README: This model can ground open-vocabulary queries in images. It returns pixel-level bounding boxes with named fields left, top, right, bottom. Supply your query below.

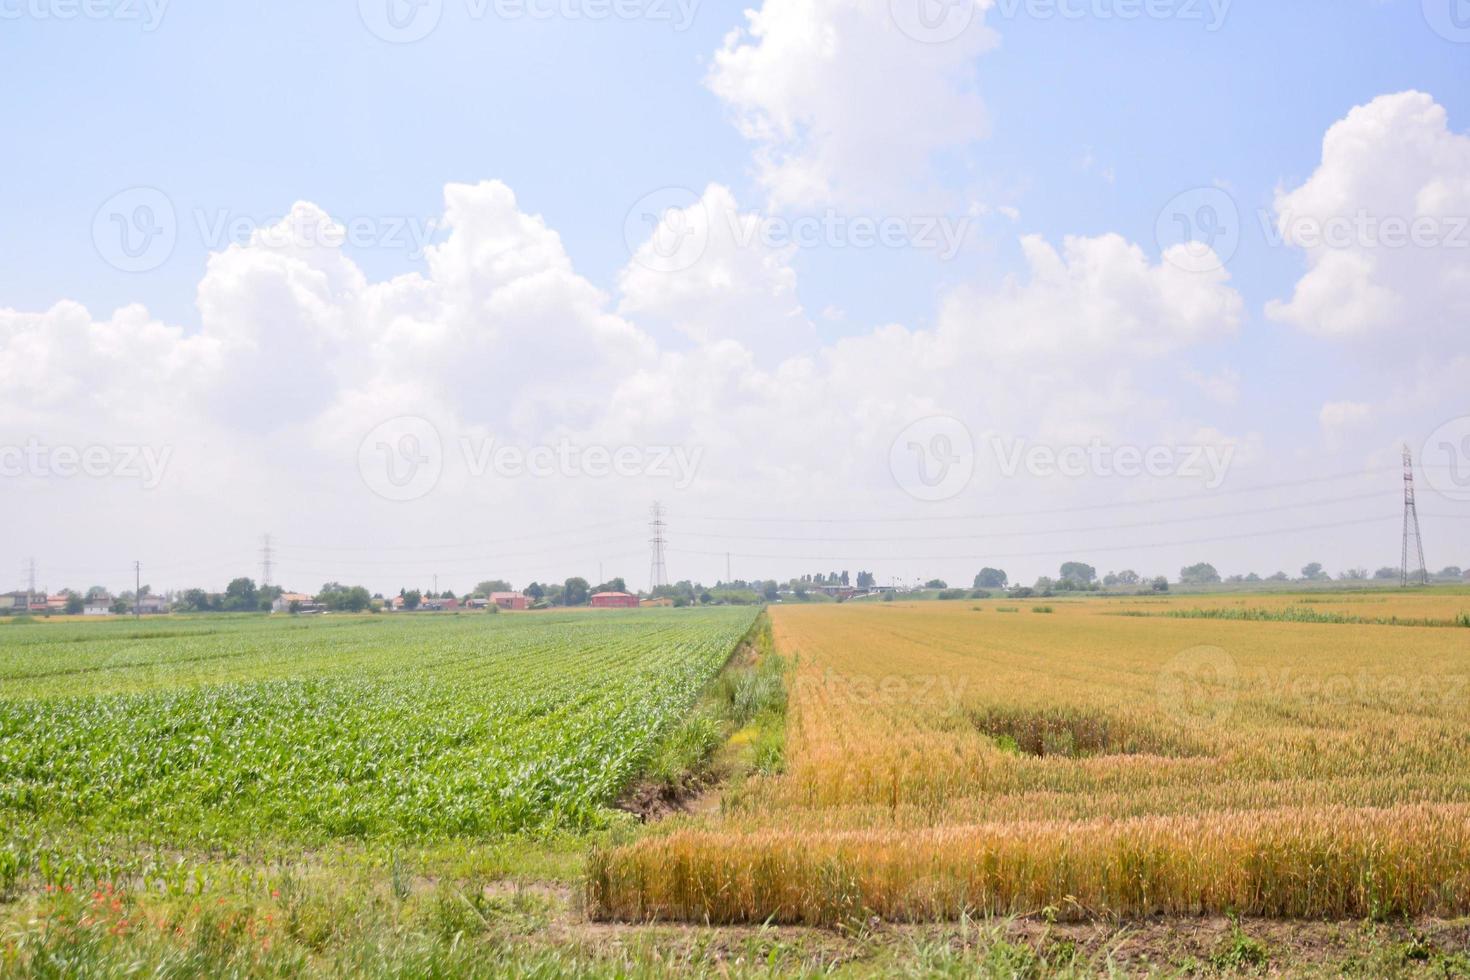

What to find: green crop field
left=0, top=609, right=759, bottom=843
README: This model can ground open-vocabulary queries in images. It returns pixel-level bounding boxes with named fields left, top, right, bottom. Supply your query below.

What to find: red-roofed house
left=590, top=591, right=639, bottom=609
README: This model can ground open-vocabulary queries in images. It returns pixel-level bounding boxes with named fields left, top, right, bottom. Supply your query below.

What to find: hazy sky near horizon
left=2, top=0, right=1468, bottom=595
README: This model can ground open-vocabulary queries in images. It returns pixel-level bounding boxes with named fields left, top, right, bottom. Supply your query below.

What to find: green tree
left=177, top=588, right=214, bottom=612
left=562, top=577, right=590, bottom=606
left=403, top=590, right=422, bottom=610
left=223, top=577, right=260, bottom=612
left=1180, top=563, right=1221, bottom=585
left=1059, top=562, right=1097, bottom=585
left=318, top=584, right=372, bottom=612
left=1300, top=562, right=1329, bottom=581
left=475, top=580, right=513, bottom=596
left=64, top=593, right=84, bottom=615
left=974, top=568, right=1008, bottom=589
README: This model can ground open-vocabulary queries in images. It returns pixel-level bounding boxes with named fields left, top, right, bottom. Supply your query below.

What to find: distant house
left=136, top=594, right=170, bottom=615
left=83, top=595, right=114, bottom=616
left=590, top=591, right=639, bottom=609
left=271, top=592, right=320, bottom=614
left=47, top=594, right=69, bottom=612
left=640, top=596, right=674, bottom=608
left=0, top=592, right=27, bottom=612
left=490, top=591, right=529, bottom=611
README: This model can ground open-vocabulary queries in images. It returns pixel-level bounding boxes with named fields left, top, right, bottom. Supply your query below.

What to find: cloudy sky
left=2, top=0, right=1468, bottom=596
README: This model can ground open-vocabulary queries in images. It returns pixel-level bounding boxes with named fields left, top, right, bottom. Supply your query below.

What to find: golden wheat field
left=590, top=593, right=1470, bottom=925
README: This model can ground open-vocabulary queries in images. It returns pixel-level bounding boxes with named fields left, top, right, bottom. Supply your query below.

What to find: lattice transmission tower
left=1402, top=445, right=1428, bottom=587
left=260, top=534, right=275, bottom=589
left=648, top=502, right=669, bottom=591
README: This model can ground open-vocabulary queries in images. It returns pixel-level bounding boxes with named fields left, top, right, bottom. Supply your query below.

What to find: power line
left=668, top=514, right=1402, bottom=563
left=680, top=465, right=1411, bottom=525
left=277, top=518, right=640, bottom=553
left=674, top=491, right=1390, bottom=544
left=276, top=551, right=647, bottom=581
left=273, top=534, right=646, bottom=568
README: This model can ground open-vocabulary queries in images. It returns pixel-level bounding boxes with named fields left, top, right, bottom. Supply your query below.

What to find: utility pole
left=26, top=557, right=36, bottom=600
left=1402, top=445, right=1428, bottom=587
left=433, top=573, right=438, bottom=597
left=133, top=561, right=141, bottom=619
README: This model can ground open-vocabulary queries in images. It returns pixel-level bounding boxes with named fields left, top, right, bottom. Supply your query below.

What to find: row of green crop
left=0, top=609, right=759, bottom=842
left=1152, top=606, right=1470, bottom=628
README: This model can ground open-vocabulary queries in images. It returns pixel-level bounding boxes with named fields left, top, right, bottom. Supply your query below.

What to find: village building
left=590, top=591, right=640, bottom=609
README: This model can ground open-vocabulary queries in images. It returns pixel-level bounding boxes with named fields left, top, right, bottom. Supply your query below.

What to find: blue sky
left=5, top=1, right=1463, bottom=327
left=2, top=0, right=1468, bottom=593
